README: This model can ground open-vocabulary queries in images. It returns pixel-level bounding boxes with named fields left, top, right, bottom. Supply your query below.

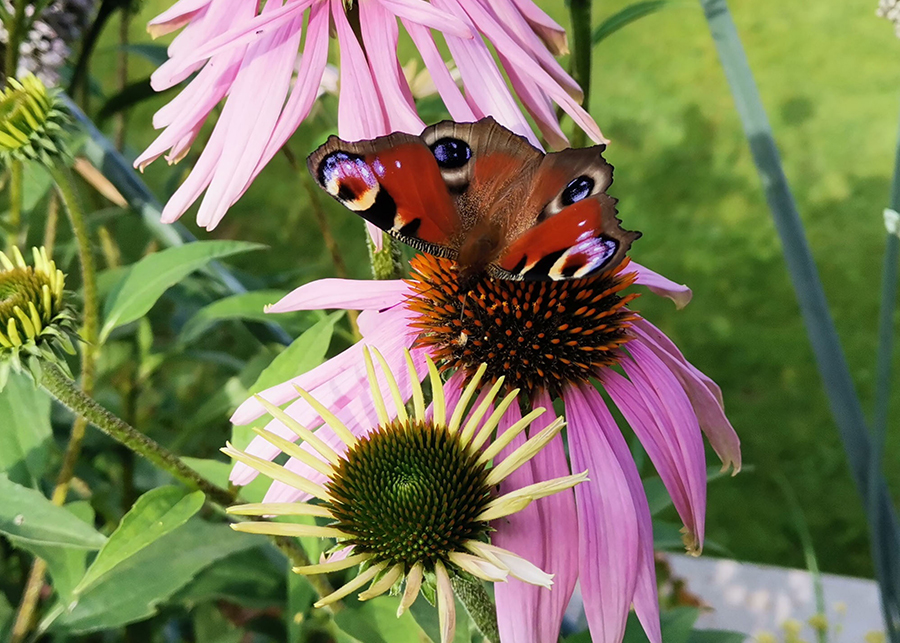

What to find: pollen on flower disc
left=406, top=255, right=640, bottom=399
left=326, top=419, right=492, bottom=570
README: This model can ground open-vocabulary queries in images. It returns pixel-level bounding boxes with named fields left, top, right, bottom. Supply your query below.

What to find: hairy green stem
left=569, top=0, right=593, bottom=148
left=452, top=573, right=499, bottom=643
left=41, top=362, right=236, bottom=506
left=368, top=232, right=403, bottom=280
left=7, top=160, right=23, bottom=249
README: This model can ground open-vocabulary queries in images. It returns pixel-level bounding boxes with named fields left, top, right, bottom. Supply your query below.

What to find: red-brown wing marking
left=308, top=134, right=461, bottom=256
left=492, top=197, right=640, bottom=280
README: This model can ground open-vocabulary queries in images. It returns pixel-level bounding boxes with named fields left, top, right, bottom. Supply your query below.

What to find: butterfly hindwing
left=494, top=146, right=639, bottom=280
left=307, top=132, right=461, bottom=257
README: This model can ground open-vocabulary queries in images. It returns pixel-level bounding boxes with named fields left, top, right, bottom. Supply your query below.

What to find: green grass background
left=89, top=0, right=900, bottom=578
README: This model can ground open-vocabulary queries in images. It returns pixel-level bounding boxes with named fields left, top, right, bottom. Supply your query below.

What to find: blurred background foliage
left=1, top=0, right=898, bottom=639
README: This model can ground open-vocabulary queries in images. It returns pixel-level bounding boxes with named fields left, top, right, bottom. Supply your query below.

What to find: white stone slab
left=667, top=554, right=885, bottom=641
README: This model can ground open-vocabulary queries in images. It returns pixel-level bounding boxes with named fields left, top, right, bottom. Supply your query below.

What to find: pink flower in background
left=138, top=0, right=602, bottom=230
left=228, top=254, right=741, bottom=643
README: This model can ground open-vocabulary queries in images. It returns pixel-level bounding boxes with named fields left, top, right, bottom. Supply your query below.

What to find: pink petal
left=147, top=0, right=210, bottom=37
left=332, top=0, right=388, bottom=140
left=494, top=393, right=577, bottom=643
left=431, top=0, right=540, bottom=148
left=377, top=0, right=472, bottom=38
left=508, top=0, right=568, bottom=55
left=573, top=386, right=661, bottom=643
left=403, top=20, right=476, bottom=121
left=564, top=384, right=640, bottom=643
left=453, top=0, right=604, bottom=144
left=478, top=0, right=581, bottom=100
left=196, top=6, right=305, bottom=230
left=631, top=324, right=741, bottom=473
left=359, top=1, right=424, bottom=134
left=616, top=342, right=707, bottom=551
left=499, top=53, right=568, bottom=149
left=268, top=278, right=409, bottom=313
left=627, top=261, right=692, bottom=309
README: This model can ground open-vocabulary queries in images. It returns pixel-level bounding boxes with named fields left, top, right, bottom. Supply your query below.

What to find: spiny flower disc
left=326, top=418, right=492, bottom=570
left=406, top=254, right=640, bottom=400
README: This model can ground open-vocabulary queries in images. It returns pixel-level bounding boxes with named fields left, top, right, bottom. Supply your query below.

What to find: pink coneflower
left=229, top=255, right=741, bottom=643
left=225, top=347, right=587, bottom=643
left=138, top=0, right=601, bottom=230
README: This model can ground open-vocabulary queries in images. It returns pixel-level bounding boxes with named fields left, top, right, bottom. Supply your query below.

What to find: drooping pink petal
left=508, top=0, right=568, bottom=55
left=477, top=0, right=581, bottom=100
left=196, top=5, right=306, bottom=230
left=618, top=342, right=707, bottom=551
left=564, top=384, right=640, bottom=643
left=332, top=0, right=388, bottom=140
left=452, top=0, right=605, bottom=144
left=359, top=1, right=424, bottom=134
left=377, top=0, right=472, bottom=38
left=574, top=385, right=661, bottom=643
left=268, top=278, right=410, bottom=314
left=632, top=317, right=723, bottom=404
left=231, top=304, right=415, bottom=426
left=630, top=324, right=741, bottom=473
left=628, top=261, right=692, bottom=309
left=431, top=0, right=540, bottom=148
left=499, top=53, right=568, bottom=149
left=403, top=20, right=476, bottom=122
left=162, top=0, right=312, bottom=77
left=494, top=393, right=577, bottom=643
left=147, top=0, right=210, bottom=37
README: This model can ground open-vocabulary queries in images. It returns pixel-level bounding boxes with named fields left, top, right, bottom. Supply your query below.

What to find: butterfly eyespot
left=561, top=176, right=595, bottom=205
left=430, top=138, right=472, bottom=169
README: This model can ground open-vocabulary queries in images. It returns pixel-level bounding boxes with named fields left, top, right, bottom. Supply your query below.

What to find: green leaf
left=173, top=548, right=284, bottom=608
left=97, top=77, right=177, bottom=122
left=687, top=630, right=747, bottom=643
left=287, top=570, right=316, bottom=642
left=193, top=602, right=243, bottom=643
left=0, top=475, right=106, bottom=549
left=74, top=486, right=205, bottom=594
left=22, top=162, right=53, bottom=212
left=248, top=311, right=342, bottom=395
left=0, top=371, right=53, bottom=485
left=100, top=240, right=264, bottom=342
left=621, top=608, right=699, bottom=643
left=408, top=593, right=471, bottom=643
left=52, top=520, right=257, bottom=633
left=335, top=596, right=426, bottom=643
left=22, top=501, right=95, bottom=603
left=593, top=1, right=686, bottom=45
left=179, top=290, right=296, bottom=344
left=0, top=585, right=13, bottom=640
left=117, top=43, right=170, bottom=66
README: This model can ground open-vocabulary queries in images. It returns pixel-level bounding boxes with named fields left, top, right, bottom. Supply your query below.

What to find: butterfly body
left=308, top=118, right=639, bottom=281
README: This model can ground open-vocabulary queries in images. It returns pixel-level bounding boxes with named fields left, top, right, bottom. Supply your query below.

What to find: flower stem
left=48, top=161, right=100, bottom=502
left=41, top=362, right=237, bottom=507
left=368, top=232, right=403, bottom=280
left=452, top=572, right=499, bottom=643
left=7, top=160, right=23, bottom=249
left=3, top=0, right=26, bottom=80
left=569, top=0, right=593, bottom=149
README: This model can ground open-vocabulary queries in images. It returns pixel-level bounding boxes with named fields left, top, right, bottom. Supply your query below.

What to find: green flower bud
left=0, top=74, right=70, bottom=166
left=0, top=246, right=77, bottom=387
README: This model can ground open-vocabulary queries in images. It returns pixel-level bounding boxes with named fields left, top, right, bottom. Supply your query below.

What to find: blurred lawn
left=88, top=0, right=900, bottom=578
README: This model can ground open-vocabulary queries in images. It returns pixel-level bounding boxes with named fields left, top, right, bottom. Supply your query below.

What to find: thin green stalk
left=452, top=573, right=499, bottom=643
left=7, top=159, right=23, bottom=248
left=41, top=362, right=236, bottom=507
left=699, top=0, right=900, bottom=637
left=569, top=0, right=593, bottom=149
left=368, top=232, right=403, bottom=280
left=3, top=0, right=26, bottom=79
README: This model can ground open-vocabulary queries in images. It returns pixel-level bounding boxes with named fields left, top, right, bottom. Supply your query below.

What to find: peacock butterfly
left=307, top=117, right=640, bottom=281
